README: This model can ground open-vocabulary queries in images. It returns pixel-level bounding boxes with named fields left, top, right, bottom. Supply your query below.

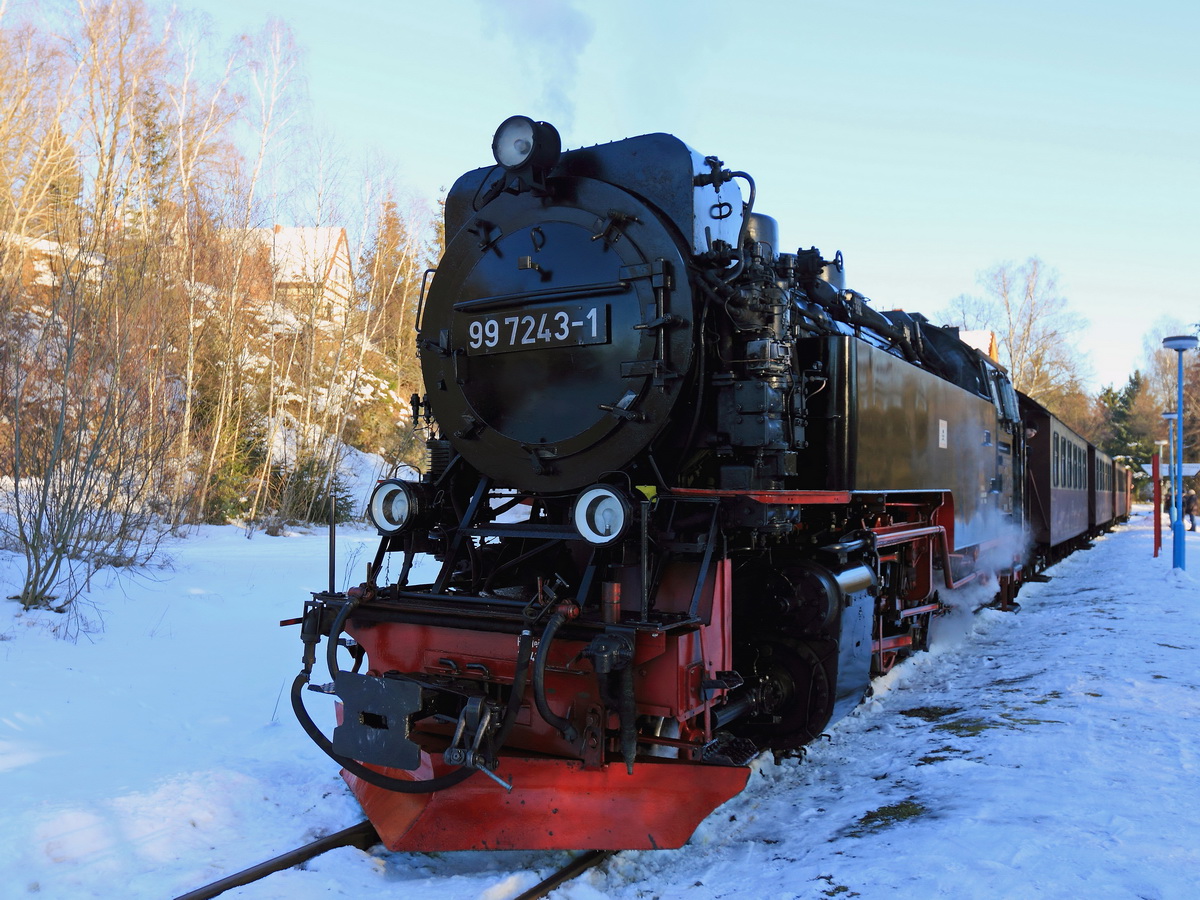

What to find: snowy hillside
left=2, top=508, right=1197, bottom=899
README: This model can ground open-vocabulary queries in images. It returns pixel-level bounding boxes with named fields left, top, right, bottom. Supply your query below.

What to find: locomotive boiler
left=290, top=116, right=1034, bottom=852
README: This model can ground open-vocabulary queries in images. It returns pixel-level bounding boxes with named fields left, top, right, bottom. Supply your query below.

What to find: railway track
left=172, top=822, right=615, bottom=900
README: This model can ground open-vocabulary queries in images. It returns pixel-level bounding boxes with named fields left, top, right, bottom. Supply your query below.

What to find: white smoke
left=925, top=513, right=1032, bottom=654
left=475, top=0, right=595, bottom=134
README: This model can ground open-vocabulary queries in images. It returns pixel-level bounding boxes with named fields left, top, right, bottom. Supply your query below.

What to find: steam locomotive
left=289, top=117, right=1131, bottom=852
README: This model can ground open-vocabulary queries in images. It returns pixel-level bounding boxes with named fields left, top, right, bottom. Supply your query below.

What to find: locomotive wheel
left=733, top=635, right=833, bottom=751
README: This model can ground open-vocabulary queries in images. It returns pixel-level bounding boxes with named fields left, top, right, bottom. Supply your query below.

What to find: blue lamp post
left=1162, top=412, right=1177, bottom=525
left=1162, top=334, right=1198, bottom=569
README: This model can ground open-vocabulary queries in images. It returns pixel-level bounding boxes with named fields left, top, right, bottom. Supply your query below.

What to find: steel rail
left=514, top=850, right=617, bottom=900
left=171, top=820, right=379, bottom=900
left=173, top=823, right=615, bottom=900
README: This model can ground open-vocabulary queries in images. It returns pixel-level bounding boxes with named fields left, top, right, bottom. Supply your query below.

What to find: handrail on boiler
left=871, top=523, right=981, bottom=590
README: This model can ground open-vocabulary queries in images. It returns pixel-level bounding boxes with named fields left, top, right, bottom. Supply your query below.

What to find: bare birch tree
left=0, top=0, right=439, bottom=621
left=161, top=9, right=241, bottom=524
left=0, top=0, right=182, bottom=616
left=940, top=257, right=1090, bottom=408
left=1139, top=318, right=1200, bottom=461
left=193, top=17, right=299, bottom=522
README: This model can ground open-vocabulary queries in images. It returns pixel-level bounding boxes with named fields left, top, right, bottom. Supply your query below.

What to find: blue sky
left=169, top=1, right=1200, bottom=389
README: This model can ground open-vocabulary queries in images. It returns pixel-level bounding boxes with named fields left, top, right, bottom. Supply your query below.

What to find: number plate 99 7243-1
left=464, top=304, right=610, bottom=355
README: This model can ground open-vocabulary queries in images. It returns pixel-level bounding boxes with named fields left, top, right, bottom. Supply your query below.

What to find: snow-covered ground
left=3, top=507, right=1198, bottom=900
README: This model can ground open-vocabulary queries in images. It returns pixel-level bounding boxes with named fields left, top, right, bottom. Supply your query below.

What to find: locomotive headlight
left=368, top=479, right=420, bottom=536
left=573, top=485, right=632, bottom=546
left=492, top=115, right=561, bottom=172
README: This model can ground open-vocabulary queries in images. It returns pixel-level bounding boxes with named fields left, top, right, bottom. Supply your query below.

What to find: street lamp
left=1161, top=413, right=1177, bottom=516
left=1162, top=334, right=1198, bottom=569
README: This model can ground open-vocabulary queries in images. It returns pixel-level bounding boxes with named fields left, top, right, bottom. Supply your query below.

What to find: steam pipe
left=532, top=609, right=579, bottom=743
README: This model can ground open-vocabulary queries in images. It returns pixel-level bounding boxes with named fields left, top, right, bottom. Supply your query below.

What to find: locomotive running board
left=343, top=753, right=750, bottom=851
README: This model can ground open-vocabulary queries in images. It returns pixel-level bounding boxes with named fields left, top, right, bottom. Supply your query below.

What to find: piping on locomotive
left=288, top=117, right=1127, bottom=852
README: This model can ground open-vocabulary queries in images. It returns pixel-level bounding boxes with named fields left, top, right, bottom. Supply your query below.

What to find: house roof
left=221, top=225, right=350, bottom=283
left=1142, top=463, right=1200, bottom=478
left=260, top=226, right=349, bottom=283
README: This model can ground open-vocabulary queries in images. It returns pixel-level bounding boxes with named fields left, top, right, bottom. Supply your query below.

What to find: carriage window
left=1053, top=433, right=1060, bottom=487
